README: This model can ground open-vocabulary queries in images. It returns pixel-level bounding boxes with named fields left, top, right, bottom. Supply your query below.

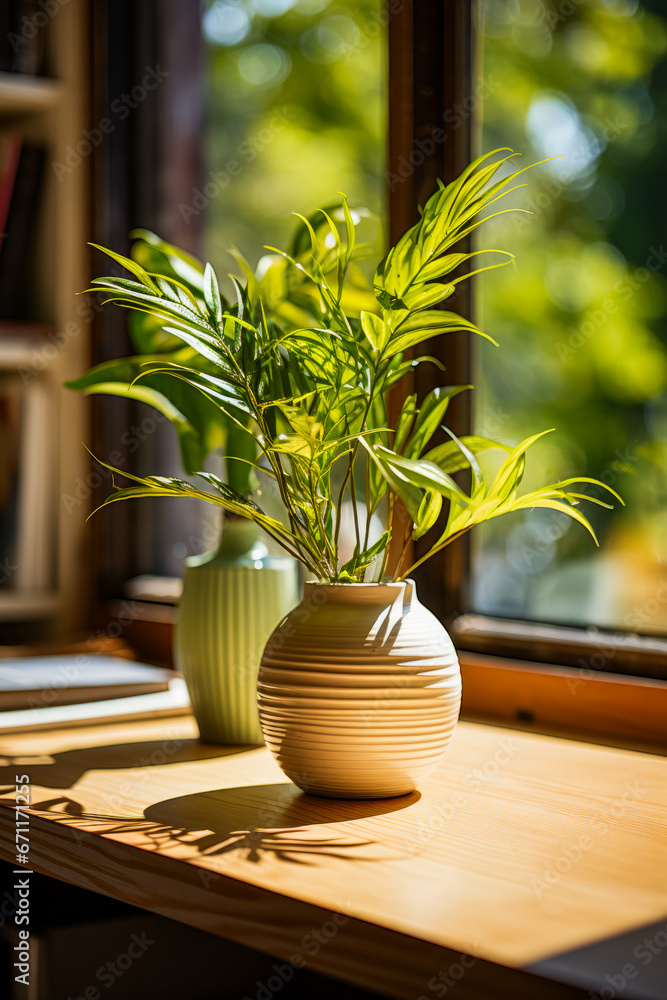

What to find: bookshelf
left=0, top=71, right=61, bottom=115
left=0, top=1, right=90, bottom=640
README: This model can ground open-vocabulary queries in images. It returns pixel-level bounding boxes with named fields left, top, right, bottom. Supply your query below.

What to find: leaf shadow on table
left=141, top=782, right=421, bottom=863
left=0, top=738, right=254, bottom=791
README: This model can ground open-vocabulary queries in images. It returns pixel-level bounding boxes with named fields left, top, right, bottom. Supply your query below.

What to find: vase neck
left=215, top=518, right=268, bottom=561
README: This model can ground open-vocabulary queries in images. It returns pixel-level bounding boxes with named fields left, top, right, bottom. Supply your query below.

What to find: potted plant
left=74, top=150, right=619, bottom=797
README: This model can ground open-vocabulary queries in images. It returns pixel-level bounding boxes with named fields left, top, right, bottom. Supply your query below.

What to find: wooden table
left=0, top=716, right=665, bottom=999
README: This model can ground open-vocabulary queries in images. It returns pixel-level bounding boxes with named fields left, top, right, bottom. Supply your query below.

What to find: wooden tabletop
left=0, top=716, right=665, bottom=999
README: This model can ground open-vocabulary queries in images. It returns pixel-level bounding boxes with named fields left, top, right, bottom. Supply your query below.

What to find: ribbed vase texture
left=175, top=524, right=299, bottom=745
left=258, top=580, right=462, bottom=798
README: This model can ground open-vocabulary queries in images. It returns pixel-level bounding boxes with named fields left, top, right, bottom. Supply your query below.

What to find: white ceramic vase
left=257, top=580, right=461, bottom=798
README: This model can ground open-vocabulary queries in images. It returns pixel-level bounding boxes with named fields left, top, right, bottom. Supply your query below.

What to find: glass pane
left=475, top=0, right=667, bottom=634
left=203, top=0, right=387, bottom=279
left=146, top=0, right=388, bottom=579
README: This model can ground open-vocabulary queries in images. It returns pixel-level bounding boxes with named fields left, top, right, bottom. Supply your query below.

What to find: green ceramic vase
left=174, top=518, right=299, bottom=744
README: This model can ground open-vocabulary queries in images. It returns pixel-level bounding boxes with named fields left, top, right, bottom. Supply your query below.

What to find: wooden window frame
left=89, top=0, right=204, bottom=604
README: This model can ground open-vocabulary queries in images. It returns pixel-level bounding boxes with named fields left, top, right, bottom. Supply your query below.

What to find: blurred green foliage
left=201, top=0, right=386, bottom=280
left=476, top=0, right=667, bottom=631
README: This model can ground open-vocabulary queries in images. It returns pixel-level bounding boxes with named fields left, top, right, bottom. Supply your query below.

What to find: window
left=474, top=0, right=667, bottom=641
left=386, top=1, right=667, bottom=679
left=93, top=0, right=666, bottom=690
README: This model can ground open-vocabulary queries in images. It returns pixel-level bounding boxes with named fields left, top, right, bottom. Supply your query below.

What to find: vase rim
left=305, top=578, right=412, bottom=586
left=303, top=579, right=415, bottom=604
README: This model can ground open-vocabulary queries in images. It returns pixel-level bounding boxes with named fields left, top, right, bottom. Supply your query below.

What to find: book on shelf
left=0, top=134, right=21, bottom=239
left=0, top=137, right=45, bottom=320
left=0, top=325, right=54, bottom=594
left=0, top=654, right=178, bottom=710
left=0, top=370, right=21, bottom=584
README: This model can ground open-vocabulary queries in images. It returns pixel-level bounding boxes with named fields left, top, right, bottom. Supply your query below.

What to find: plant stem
left=333, top=370, right=379, bottom=557
left=378, top=494, right=395, bottom=581
left=350, top=462, right=361, bottom=554
left=309, top=464, right=336, bottom=577
left=392, top=523, right=413, bottom=582
left=363, top=460, right=371, bottom=552
left=396, top=528, right=469, bottom=581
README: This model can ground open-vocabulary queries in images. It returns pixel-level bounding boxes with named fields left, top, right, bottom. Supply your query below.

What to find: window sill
left=459, top=652, right=667, bottom=756
left=104, top=601, right=667, bottom=754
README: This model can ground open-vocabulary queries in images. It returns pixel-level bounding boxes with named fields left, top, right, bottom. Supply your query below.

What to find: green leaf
left=394, top=393, right=418, bottom=453
left=340, top=192, right=356, bottom=268
left=360, top=310, right=387, bottom=352
left=423, top=434, right=511, bottom=473
left=413, top=491, right=442, bottom=540
left=441, top=426, right=484, bottom=497
left=204, top=263, right=223, bottom=325
left=401, top=283, right=455, bottom=312
left=373, top=446, right=470, bottom=504
left=130, top=229, right=206, bottom=290
left=196, top=472, right=262, bottom=511
left=404, top=385, right=472, bottom=458
left=160, top=325, right=228, bottom=369
left=508, top=497, right=600, bottom=545
left=490, top=429, right=554, bottom=498
left=65, top=356, right=228, bottom=473
left=358, top=437, right=422, bottom=522
left=76, top=156, right=617, bottom=584
left=337, top=530, right=390, bottom=580
left=89, top=243, right=160, bottom=293
left=550, top=477, right=625, bottom=506
left=387, top=311, right=497, bottom=356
